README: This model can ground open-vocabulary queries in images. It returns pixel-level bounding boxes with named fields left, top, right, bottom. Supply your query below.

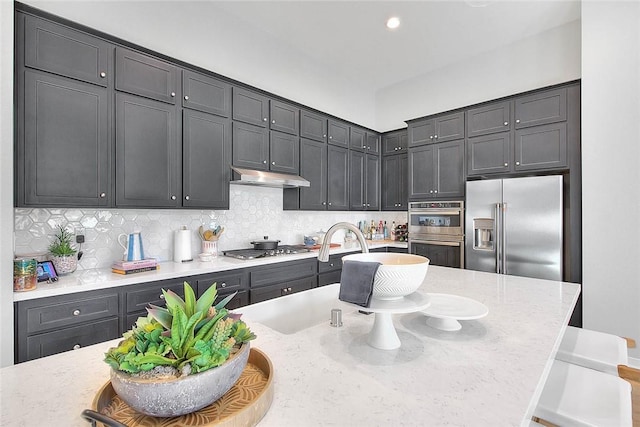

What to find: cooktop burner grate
left=223, top=245, right=310, bottom=260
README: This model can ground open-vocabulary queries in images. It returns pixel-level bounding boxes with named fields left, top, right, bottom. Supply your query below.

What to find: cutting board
left=308, top=243, right=341, bottom=250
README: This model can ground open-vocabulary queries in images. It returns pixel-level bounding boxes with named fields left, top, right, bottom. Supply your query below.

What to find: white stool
left=556, top=326, right=628, bottom=375
left=534, top=359, right=632, bottom=427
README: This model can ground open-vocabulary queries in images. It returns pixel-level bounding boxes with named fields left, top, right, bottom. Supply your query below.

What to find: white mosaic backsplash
left=14, top=186, right=407, bottom=270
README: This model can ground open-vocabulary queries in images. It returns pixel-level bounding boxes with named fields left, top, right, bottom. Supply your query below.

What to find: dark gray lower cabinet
left=249, top=259, right=317, bottom=304
left=250, top=276, right=316, bottom=304
left=196, top=270, right=249, bottom=310
left=411, top=243, right=460, bottom=268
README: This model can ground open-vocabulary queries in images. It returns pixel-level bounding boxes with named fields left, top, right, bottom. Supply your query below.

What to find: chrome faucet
left=318, top=222, right=369, bottom=262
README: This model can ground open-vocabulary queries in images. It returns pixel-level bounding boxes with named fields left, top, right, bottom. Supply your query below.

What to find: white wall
left=581, top=1, right=640, bottom=358
left=375, top=20, right=582, bottom=131
left=1, top=0, right=15, bottom=367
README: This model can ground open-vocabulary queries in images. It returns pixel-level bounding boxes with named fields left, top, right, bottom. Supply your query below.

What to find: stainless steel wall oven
left=408, top=201, right=464, bottom=268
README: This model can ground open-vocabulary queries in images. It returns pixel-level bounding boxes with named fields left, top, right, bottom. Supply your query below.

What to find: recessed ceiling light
left=386, top=17, right=400, bottom=30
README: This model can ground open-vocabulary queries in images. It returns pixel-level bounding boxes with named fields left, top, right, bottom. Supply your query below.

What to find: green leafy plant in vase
left=104, top=281, right=256, bottom=417
left=48, top=225, right=78, bottom=275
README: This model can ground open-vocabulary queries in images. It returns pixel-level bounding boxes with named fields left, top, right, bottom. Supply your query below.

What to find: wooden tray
left=92, top=348, right=274, bottom=427
left=308, top=243, right=341, bottom=250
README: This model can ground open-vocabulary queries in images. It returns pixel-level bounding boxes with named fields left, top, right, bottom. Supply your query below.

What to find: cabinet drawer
left=249, top=276, right=316, bottom=304
left=196, top=270, right=248, bottom=296
left=318, top=255, right=345, bottom=273
left=115, top=47, right=179, bottom=104
left=249, top=259, right=317, bottom=288
left=24, top=318, right=119, bottom=362
left=125, top=280, right=185, bottom=313
left=25, top=293, right=119, bottom=334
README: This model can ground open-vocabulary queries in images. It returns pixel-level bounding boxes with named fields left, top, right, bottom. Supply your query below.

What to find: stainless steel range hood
left=230, top=166, right=310, bottom=188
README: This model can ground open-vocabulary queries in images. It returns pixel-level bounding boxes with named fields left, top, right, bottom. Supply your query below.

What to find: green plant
left=48, top=225, right=77, bottom=256
left=104, top=282, right=256, bottom=376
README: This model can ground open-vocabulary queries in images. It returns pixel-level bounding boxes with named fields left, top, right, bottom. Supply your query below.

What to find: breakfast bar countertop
left=1, top=266, right=580, bottom=427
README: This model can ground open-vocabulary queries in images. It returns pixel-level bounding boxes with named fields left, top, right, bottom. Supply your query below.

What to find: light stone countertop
left=1, top=266, right=580, bottom=427
left=13, top=241, right=406, bottom=302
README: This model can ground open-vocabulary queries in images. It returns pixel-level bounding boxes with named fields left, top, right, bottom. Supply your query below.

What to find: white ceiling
left=206, top=0, right=581, bottom=93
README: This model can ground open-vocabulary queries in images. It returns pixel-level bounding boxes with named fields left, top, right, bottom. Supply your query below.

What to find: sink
left=236, top=284, right=354, bottom=334
left=341, top=253, right=430, bottom=300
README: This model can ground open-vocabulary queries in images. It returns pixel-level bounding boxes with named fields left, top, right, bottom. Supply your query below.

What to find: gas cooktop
left=223, top=245, right=311, bottom=260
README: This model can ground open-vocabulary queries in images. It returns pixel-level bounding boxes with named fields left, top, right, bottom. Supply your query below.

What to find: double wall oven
left=408, top=201, right=464, bottom=269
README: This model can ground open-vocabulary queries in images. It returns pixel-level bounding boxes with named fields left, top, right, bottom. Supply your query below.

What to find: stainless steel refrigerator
left=465, top=175, right=563, bottom=281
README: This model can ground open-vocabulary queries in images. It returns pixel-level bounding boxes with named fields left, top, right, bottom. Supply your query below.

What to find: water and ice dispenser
left=472, top=218, right=494, bottom=250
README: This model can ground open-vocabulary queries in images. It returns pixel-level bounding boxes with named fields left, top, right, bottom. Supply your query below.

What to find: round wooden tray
left=92, top=348, right=274, bottom=426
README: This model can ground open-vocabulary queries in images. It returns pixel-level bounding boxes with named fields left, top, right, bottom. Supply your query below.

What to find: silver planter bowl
left=110, top=342, right=250, bottom=417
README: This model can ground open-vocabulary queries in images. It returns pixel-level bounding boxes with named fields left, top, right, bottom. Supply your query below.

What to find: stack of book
left=112, top=259, right=159, bottom=275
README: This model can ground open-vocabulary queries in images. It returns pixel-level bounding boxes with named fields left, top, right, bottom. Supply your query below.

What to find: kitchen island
left=1, top=266, right=580, bottom=426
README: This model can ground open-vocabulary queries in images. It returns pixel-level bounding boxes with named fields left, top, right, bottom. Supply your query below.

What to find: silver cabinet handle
left=362, top=145, right=367, bottom=149
left=221, top=282, right=227, bottom=288
left=263, top=117, right=268, bottom=122
left=516, top=119, right=520, bottom=124
left=367, top=146, right=371, bottom=149
left=329, top=263, right=334, bottom=267
left=171, top=195, right=177, bottom=200
left=184, top=95, right=189, bottom=100
left=329, top=135, right=333, bottom=139
left=160, top=294, right=165, bottom=300
left=73, top=344, right=81, bottom=350
left=434, top=135, right=438, bottom=139
left=100, top=192, right=106, bottom=198
left=504, top=163, right=508, bottom=167
left=515, top=161, right=520, bottom=166
left=394, top=147, right=398, bottom=151
left=73, top=309, right=80, bottom=316
left=263, top=160, right=267, bottom=164
left=271, top=119, right=276, bottom=124
left=271, top=161, right=276, bottom=165
left=429, top=190, right=434, bottom=194
left=362, top=203, right=366, bottom=207
left=367, top=203, right=371, bottom=207
left=429, top=136, right=434, bottom=140
left=99, top=72, right=106, bottom=78
left=322, top=202, right=326, bottom=206
left=504, top=121, right=508, bottom=126
left=328, top=202, right=332, bottom=206
left=170, top=92, right=175, bottom=97
left=185, top=195, right=190, bottom=201
left=288, top=287, right=292, bottom=291
left=434, top=190, right=438, bottom=193
left=323, top=134, right=327, bottom=138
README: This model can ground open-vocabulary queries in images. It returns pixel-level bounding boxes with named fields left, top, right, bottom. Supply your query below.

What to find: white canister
left=173, top=226, right=193, bottom=263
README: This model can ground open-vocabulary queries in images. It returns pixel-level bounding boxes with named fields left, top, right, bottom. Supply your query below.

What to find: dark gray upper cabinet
left=366, top=154, right=381, bottom=210
left=515, top=88, right=567, bottom=129
left=24, top=15, right=113, bottom=87
left=408, top=112, right=465, bottom=146
left=350, top=127, right=366, bottom=151
left=408, top=118, right=435, bottom=147
left=299, top=138, right=328, bottom=210
left=467, top=100, right=512, bottom=138
left=327, top=145, right=349, bottom=210
left=269, top=100, right=299, bottom=135
left=382, top=153, right=407, bottom=210
left=115, top=47, right=178, bottom=104
left=232, top=87, right=269, bottom=127
left=269, top=131, right=299, bottom=174
left=327, top=119, right=350, bottom=147
left=409, top=140, right=464, bottom=200
left=182, top=110, right=231, bottom=209
left=232, top=121, right=269, bottom=170
left=467, top=132, right=511, bottom=176
left=182, top=70, right=231, bottom=118
left=20, top=70, right=110, bottom=207
left=300, top=109, right=327, bottom=142
left=382, top=129, right=408, bottom=155
left=367, top=131, right=381, bottom=155
left=514, top=122, right=567, bottom=171
left=349, top=151, right=379, bottom=210
left=115, top=93, right=180, bottom=208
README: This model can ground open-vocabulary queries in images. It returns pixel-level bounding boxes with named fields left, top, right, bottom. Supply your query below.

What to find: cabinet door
left=327, top=119, right=350, bottom=147
left=327, top=145, right=349, bottom=210
left=398, top=153, right=408, bottom=209
left=115, top=47, right=178, bottom=104
left=183, top=109, right=231, bottom=209
left=366, top=154, right=380, bottom=210
left=22, top=71, right=110, bottom=207
left=232, top=87, right=269, bottom=127
left=125, top=280, right=185, bottom=314
left=196, top=270, right=248, bottom=297
left=299, top=138, right=328, bottom=210
left=115, top=93, right=180, bottom=207
left=435, top=140, right=465, bottom=199
left=382, top=155, right=400, bottom=210
left=408, top=118, right=435, bottom=146
left=515, top=87, right=567, bottom=129
left=249, top=259, right=317, bottom=287
left=367, top=131, right=381, bottom=155
left=269, top=100, right=299, bottom=135
left=434, top=112, right=465, bottom=142
left=24, top=15, right=112, bottom=87
left=410, top=243, right=460, bottom=268
left=249, top=276, right=316, bottom=304
left=467, top=132, right=511, bottom=176
left=300, top=109, right=327, bottom=142
left=182, top=69, right=231, bottom=117
left=349, top=150, right=365, bottom=210
left=382, top=130, right=408, bottom=155
left=269, top=131, right=299, bottom=174
left=350, top=127, right=366, bottom=151
left=467, top=101, right=512, bottom=138
left=232, top=121, right=269, bottom=171
left=408, top=145, right=435, bottom=199
left=514, top=122, right=567, bottom=172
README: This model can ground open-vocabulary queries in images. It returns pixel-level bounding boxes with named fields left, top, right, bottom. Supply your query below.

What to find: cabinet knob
left=429, top=190, right=434, bottom=194
left=271, top=119, right=276, bottom=124
left=516, top=119, right=521, bottom=124
left=329, top=135, right=333, bottom=140
left=170, top=92, right=176, bottom=97
left=171, top=195, right=177, bottom=200
left=429, top=136, right=434, bottom=140
left=263, top=160, right=267, bottom=164
left=504, top=121, right=508, bottom=126
left=160, top=294, right=165, bottom=300
left=184, top=95, right=189, bottom=101
left=263, top=117, right=268, bottom=122
left=221, top=282, right=227, bottom=288
left=362, top=145, right=366, bottom=149
left=434, top=190, right=438, bottom=193
left=73, top=309, right=81, bottom=316
left=516, top=161, right=520, bottom=166
left=328, top=202, right=332, bottom=206
left=322, top=202, right=326, bottom=206
left=434, top=135, right=438, bottom=139
left=99, top=192, right=106, bottom=198
left=504, top=163, right=508, bottom=167
left=99, top=72, right=106, bottom=78
left=394, top=147, right=398, bottom=151
left=73, top=344, right=81, bottom=350
left=367, top=203, right=371, bottom=207
left=330, top=263, right=334, bottom=267
left=271, top=161, right=276, bottom=165
left=323, top=134, right=327, bottom=138
left=367, top=146, right=371, bottom=150
left=288, top=287, right=292, bottom=291
left=362, top=203, right=366, bottom=207
left=185, top=195, right=190, bottom=201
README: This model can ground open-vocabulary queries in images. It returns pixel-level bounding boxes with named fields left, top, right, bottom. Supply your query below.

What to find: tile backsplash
left=14, top=186, right=407, bottom=270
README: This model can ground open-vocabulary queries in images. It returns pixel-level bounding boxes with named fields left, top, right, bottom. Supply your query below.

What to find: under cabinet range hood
left=230, top=166, right=310, bottom=188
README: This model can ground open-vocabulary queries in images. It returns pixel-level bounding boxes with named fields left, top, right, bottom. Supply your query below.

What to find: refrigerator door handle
left=502, top=202, right=508, bottom=275
left=495, top=203, right=501, bottom=274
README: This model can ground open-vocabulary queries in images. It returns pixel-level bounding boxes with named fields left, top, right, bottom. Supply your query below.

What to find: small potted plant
left=48, top=225, right=78, bottom=275
left=104, top=282, right=256, bottom=417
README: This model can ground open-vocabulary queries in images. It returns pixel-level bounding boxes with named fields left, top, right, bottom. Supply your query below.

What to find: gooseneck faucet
left=318, top=222, right=369, bottom=262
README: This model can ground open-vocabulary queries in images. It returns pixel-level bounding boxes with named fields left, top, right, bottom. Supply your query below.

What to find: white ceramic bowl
left=342, top=253, right=429, bottom=300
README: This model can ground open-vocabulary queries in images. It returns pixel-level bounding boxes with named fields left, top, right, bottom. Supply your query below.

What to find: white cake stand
left=356, top=292, right=431, bottom=350
left=422, top=293, right=489, bottom=331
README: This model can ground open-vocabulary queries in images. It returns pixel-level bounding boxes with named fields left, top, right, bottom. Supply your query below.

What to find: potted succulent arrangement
left=48, top=225, right=78, bottom=275
left=104, top=282, right=256, bottom=417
